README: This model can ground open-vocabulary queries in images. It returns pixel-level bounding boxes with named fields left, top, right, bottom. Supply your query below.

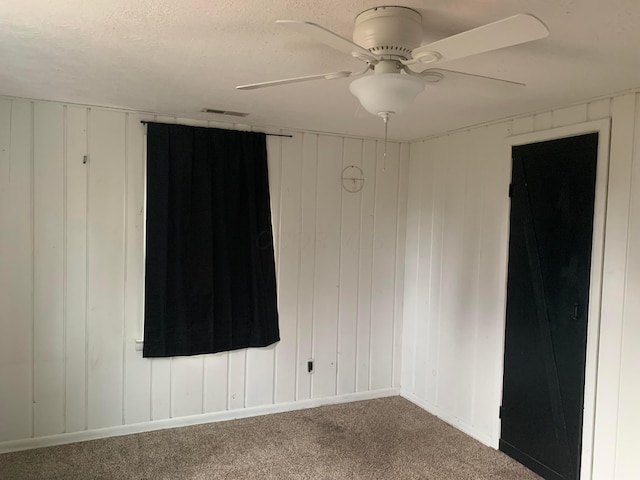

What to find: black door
left=500, top=133, right=598, bottom=480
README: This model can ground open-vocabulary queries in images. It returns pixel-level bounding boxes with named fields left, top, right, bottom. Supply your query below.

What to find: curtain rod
left=140, top=121, right=293, bottom=138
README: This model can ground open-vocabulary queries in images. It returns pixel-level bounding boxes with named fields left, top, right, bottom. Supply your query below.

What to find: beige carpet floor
left=0, top=396, right=540, bottom=479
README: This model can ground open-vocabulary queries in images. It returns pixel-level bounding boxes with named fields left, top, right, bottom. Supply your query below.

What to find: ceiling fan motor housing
left=353, top=6, right=423, bottom=59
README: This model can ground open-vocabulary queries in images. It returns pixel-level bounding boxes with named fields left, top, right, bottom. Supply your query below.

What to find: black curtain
left=143, top=123, right=279, bottom=357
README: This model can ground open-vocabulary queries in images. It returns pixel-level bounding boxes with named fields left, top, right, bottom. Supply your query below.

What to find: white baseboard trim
left=0, top=388, right=400, bottom=454
left=400, top=390, right=494, bottom=447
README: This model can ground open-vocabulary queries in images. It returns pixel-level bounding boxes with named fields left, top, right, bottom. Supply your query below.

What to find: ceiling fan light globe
left=349, top=73, right=425, bottom=116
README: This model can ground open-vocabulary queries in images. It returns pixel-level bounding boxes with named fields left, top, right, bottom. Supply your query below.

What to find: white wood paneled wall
left=0, top=98, right=408, bottom=448
left=402, top=92, right=640, bottom=479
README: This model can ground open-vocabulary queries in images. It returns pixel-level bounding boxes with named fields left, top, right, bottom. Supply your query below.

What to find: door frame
left=493, top=119, right=611, bottom=480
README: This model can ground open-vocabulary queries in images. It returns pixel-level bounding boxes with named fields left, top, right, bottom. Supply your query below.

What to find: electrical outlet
left=307, top=359, right=314, bottom=374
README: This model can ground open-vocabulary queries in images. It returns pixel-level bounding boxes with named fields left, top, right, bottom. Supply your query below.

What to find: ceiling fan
left=236, top=6, right=549, bottom=121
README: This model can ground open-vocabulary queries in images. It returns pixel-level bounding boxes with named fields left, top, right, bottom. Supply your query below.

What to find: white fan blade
left=277, top=20, right=380, bottom=63
left=236, top=71, right=352, bottom=90
left=411, top=13, right=549, bottom=64
left=422, top=68, right=525, bottom=94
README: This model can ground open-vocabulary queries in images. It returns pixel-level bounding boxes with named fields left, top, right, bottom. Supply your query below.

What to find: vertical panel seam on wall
left=613, top=93, right=638, bottom=475
left=471, top=128, right=487, bottom=427
left=310, top=134, right=319, bottom=399
left=458, top=135, right=470, bottom=419
left=423, top=143, right=432, bottom=400
left=84, top=108, right=91, bottom=431
left=225, top=352, right=230, bottom=410
left=62, top=105, right=68, bottom=433
left=294, top=134, right=304, bottom=402
left=243, top=350, right=248, bottom=409
left=418, top=144, right=426, bottom=397
left=6, top=99, right=17, bottom=432
left=423, top=137, right=444, bottom=406
left=30, top=101, right=35, bottom=438
left=391, top=143, right=401, bottom=387
left=335, top=138, right=345, bottom=395
left=368, top=140, right=379, bottom=391
left=273, top=133, right=284, bottom=405
left=424, top=142, right=435, bottom=398
left=121, top=113, right=129, bottom=426
left=150, top=361, right=154, bottom=417
left=5, top=101, right=16, bottom=437
left=434, top=139, right=446, bottom=406
left=354, top=139, right=364, bottom=386
left=411, top=142, right=424, bottom=394
left=201, top=357, right=205, bottom=415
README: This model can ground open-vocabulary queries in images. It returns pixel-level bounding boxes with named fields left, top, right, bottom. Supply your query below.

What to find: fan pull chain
left=383, top=113, right=389, bottom=171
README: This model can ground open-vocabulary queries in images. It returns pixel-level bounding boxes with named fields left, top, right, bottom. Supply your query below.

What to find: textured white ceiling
left=1, top=0, right=639, bottom=140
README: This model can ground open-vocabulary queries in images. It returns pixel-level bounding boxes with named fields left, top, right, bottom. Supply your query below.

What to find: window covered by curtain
left=143, top=123, right=279, bottom=357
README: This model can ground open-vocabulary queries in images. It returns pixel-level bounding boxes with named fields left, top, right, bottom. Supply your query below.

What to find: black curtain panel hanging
left=143, top=123, right=279, bottom=357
